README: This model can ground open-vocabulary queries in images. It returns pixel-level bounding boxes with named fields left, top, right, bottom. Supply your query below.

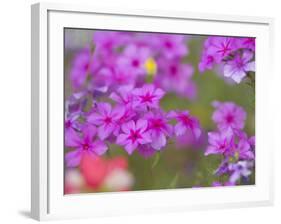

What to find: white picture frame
left=31, top=2, right=274, bottom=221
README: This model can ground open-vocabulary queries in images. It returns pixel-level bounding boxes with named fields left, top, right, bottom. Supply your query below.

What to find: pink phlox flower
left=156, top=59, right=196, bottom=99
left=109, top=85, right=136, bottom=108
left=236, top=37, right=255, bottom=51
left=116, top=119, right=151, bottom=154
left=117, top=44, right=150, bottom=76
left=93, top=31, right=130, bottom=55
left=204, top=36, right=237, bottom=61
left=145, top=111, right=173, bottom=150
left=156, top=34, right=188, bottom=59
left=212, top=101, right=247, bottom=131
left=228, top=160, right=254, bottom=184
left=70, top=49, right=93, bottom=89
left=205, top=128, right=234, bottom=156
left=223, top=51, right=255, bottom=83
left=133, top=84, right=165, bottom=110
left=168, top=110, right=201, bottom=139
left=87, top=103, right=122, bottom=140
left=65, top=125, right=108, bottom=167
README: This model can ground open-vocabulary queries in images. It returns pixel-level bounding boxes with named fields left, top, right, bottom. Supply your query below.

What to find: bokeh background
left=64, top=29, right=255, bottom=193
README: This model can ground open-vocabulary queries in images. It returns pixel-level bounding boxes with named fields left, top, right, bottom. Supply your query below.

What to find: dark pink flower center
left=164, top=41, right=173, bottom=49
left=65, top=120, right=72, bottom=129
left=132, top=59, right=140, bottom=67
left=128, top=129, right=142, bottom=143
left=179, top=114, right=192, bottom=126
left=82, top=143, right=90, bottom=151
left=104, top=116, right=112, bottom=124
left=217, top=41, right=232, bottom=57
left=225, top=114, right=234, bottom=123
left=207, top=55, right=214, bottom=64
left=169, top=65, right=178, bottom=76
left=151, top=118, right=165, bottom=130
left=140, top=92, right=155, bottom=103
left=84, top=63, right=90, bottom=71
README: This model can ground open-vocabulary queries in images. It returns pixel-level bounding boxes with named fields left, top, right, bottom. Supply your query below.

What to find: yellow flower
left=145, top=57, right=157, bottom=76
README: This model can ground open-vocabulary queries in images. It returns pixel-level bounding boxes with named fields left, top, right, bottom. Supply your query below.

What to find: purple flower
left=70, top=49, right=92, bottom=89
left=109, top=85, right=136, bottom=108
left=156, top=59, right=196, bottom=99
left=198, top=53, right=218, bottom=73
left=204, top=37, right=237, bottom=61
left=93, top=31, right=129, bottom=55
left=145, top=111, right=173, bottom=150
left=133, top=84, right=165, bottom=110
left=156, top=34, right=188, bottom=59
left=168, top=111, right=201, bottom=139
left=65, top=113, right=81, bottom=133
left=116, top=119, right=151, bottom=154
left=228, top=160, right=254, bottom=184
left=87, top=103, right=122, bottom=140
left=236, top=37, right=255, bottom=51
left=205, top=128, right=233, bottom=156
left=117, top=45, right=150, bottom=76
left=223, top=51, right=255, bottom=83
left=65, top=125, right=108, bottom=167
left=212, top=101, right=247, bottom=131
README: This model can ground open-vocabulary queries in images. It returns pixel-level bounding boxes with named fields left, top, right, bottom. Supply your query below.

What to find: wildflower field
left=64, top=29, right=255, bottom=194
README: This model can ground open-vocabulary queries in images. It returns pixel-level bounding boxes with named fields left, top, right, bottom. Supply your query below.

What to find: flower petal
left=65, top=150, right=82, bottom=167
left=92, top=140, right=108, bottom=155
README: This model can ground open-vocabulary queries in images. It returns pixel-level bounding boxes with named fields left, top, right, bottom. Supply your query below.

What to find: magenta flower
left=109, top=85, right=136, bottom=108
left=156, top=59, right=196, bottom=99
left=94, top=31, right=129, bottom=55
left=205, top=128, right=234, bottom=156
left=87, top=103, right=122, bottom=140
left=133, top=84, right=165, bottom=110
left=212, top=101, right=247, bottom=131
left=204, top=37, right=237, bottom=61
left=117, top=44, right=150, bottom=76
left=228, top=160, right=253, bottom=183
left=65, top=126, right=108, bottom=167
left=116, top=119, right=151, bottom=154
left=145, top=111, right=173, bottom=150
left=156, top=34, right=188, bottom=59
left=168, top=111, right=201, bottom=139
left=70, top=49, right=92, bottom=89
left=236, top=138, right=255, bottom=160
left=236, top=37, right=255, bottom=51
left=223, top=51, right=255, bottom=83
left=198, top=53, right=218, bottom=73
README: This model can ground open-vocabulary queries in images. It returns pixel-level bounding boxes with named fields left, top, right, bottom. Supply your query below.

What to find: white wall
left=0, top=0, right=279, bottom=223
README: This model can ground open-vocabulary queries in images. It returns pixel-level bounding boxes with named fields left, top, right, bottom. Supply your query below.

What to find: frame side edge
left=31, top=3, right=40, bottom=221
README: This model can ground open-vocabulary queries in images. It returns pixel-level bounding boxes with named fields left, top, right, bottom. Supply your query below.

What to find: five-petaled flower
left=65, top=125, right=108, bottom=167
left=133, top=84, right=165, bottom=110
left=168, top=110, right=201, bottom=139
left=87, top=103, right=122, bottom=140
left=212, top=101, right=247, bottom=131
left=116, top=119, right=151, bottom=154
left=223, top=51, right=255, bottom=83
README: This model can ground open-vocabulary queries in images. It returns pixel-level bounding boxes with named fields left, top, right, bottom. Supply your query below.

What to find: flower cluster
left=70, top=31, right=197, bottom=99
left=65, top=83, right=201, bottom=166
left=199, top=36, right=255, bottom=83
left=205, top=101, right=255, bottom=185
left=65, top=31, right=202, bottom=167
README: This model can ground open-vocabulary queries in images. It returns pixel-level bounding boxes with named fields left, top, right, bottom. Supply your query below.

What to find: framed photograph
left=31, top=2, right=274, bottom=221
